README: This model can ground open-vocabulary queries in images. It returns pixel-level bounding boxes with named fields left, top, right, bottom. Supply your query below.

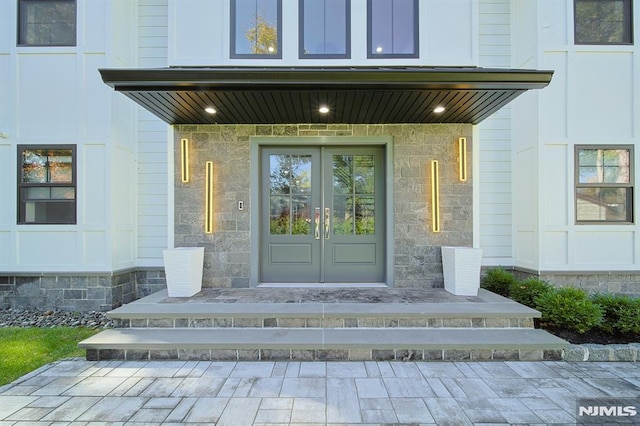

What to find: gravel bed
left=0, top=309, right=114, bottom=329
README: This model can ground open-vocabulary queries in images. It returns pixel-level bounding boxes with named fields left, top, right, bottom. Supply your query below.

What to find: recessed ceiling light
left=205, top=107, right=217, bottom=114
left=433, top=106, right=445, bottom=114
left=319, top=106, right=330, bottom=114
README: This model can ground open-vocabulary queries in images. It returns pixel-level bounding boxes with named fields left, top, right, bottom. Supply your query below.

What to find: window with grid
left=575, top=146, right=633, bottom=223
left=574, top=0, right=633, bottom=44
left=18, top=146, right=76, bottom=224
left=299, top=0, right=350, bottom=59
left=367, top=0, right=418, bottom=58
left=18, top=0, right=76, bottom=46
left=231, top=0, right=282, bottom=58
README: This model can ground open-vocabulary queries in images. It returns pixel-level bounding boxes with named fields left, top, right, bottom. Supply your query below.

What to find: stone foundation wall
left=0, top=269, right=166, bottom=311
left=174, top=123, right=473, bottom=289
left=512, top=269, right=640, bottom=297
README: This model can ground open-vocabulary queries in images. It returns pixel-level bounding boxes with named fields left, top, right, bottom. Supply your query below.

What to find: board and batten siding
left=137, top=0, right=169, bottom=265
left=477, top=0, right=514, bottom=265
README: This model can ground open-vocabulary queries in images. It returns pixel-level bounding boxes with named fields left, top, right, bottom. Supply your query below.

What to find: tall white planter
left=441, top=246, right=483, bottom=296
left=162, top=247, right=204, bottom=297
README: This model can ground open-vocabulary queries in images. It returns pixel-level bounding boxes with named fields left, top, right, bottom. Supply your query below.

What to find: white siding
left=477, top=0, right=513, bottom=265
left=137, top=0, right=169, bottom=265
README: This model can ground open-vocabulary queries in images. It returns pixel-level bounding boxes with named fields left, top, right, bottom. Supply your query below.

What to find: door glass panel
left=333, top=155, right=353, bottom=194
left=355, top=196, right=375, bottom=234
left=333, top=154, right=375, bottom=235
left=269, top=154, right=312, bottom=235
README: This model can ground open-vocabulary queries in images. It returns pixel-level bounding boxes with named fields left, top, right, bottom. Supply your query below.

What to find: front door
left=260, top=146, right=385, bottom=283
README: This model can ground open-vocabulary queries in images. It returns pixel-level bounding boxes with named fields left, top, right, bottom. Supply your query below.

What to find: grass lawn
left=0, top=327, right=100, bottom=387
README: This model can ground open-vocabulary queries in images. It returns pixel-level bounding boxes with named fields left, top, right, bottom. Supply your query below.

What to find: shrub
left=534, top=287, right=602, bottom=334
left=592, top=293, right=640, bottom=335
left=480, top=267, right=516, bottom=297
left=509, top=278, right=553, bottom=308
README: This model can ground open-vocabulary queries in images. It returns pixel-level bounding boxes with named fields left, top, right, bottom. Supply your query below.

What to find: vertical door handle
left=324, top=207, right=330, bottom=239
left=314, top=208, right=320, bottom=239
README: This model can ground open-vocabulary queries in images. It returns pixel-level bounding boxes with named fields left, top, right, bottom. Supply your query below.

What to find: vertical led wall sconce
left=458, top=137, right=467, bottom=182
left=180, top=138, right=190, bottom=183
left=205, top=161, right=214, bottom=233
left=431, top=160, right=441, bottom=233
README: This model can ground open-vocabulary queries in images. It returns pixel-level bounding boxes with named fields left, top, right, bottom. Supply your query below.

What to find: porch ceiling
left=99, top=66, right=553, bottom=125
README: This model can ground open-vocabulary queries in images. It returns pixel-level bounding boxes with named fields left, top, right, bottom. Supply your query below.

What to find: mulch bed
left=544, top=326, right=640, bottom=345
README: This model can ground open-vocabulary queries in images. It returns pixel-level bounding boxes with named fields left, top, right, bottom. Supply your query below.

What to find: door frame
left=250, top=136, right=395, bottom=287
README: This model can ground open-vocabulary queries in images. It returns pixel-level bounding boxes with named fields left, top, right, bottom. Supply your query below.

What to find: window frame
left=17, top=145, right=77, bottom=225
left=574, top=144, right=634, bottom=225
left=367, top=0, right=419, bottom=59
left=299, top=0, right=351, bottom=59
left=574, top=0, right=633, bottom=45
left=230, top=0, right=282, bottom=59
left=17, top=0, right=77, bottom=47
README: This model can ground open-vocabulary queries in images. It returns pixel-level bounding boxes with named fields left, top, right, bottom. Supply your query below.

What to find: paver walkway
left=1, top=359, right=639, bottom=425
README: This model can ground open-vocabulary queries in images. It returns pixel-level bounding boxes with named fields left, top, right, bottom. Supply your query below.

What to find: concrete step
left=107, top=300, right=541, bottom=329
left=79, top=327, right=569, bottom=362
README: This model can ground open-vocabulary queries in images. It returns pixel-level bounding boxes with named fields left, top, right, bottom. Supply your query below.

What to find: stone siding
left=174, top=124, right=473, bottom=289
left=513, top=269, right=640, bottom=297
left=0, top=269, right=165, bottom=311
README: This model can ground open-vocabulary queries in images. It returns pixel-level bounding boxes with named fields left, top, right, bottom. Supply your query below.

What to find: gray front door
left=260, top=146, right=385, bottom=283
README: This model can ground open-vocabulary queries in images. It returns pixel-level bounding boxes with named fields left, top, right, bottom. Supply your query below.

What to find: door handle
left=324, top=207, right=330, bottom=239
left=314, top=208, right=320, bottom=239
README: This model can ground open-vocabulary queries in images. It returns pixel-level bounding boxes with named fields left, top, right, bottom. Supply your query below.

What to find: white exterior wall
left=137, top=0, right=169, bottom=266
left=167, top=0, right=479, bottom=67
left=477, top=0, right=514, bottom=265
left=511, top=0, right=640, bottom=272
left=0, top=0, right=139, bottom=273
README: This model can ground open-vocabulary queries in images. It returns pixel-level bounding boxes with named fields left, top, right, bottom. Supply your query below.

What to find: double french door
left=260, top=146, right=385, bottom=283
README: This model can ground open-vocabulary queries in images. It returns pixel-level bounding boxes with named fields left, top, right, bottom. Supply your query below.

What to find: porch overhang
left=99, top=66, right=553, bottom=125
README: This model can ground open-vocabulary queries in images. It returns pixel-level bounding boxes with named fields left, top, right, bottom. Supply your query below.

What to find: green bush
left=534, top=287, right=602, bottom=334
left=592, top=293, right=640, bottom=335
left=509, top=278, right=553, bottom=308
left=480, top=267, right=516, bottom=297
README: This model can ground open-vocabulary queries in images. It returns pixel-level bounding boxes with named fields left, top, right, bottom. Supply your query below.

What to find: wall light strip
left=458, top=137, right=467, bottom=182
left=205, top=161, right=214, bottom=233
left=180, top=138, right=190, bottom=183
left=431, top=160, right=441, bottom=233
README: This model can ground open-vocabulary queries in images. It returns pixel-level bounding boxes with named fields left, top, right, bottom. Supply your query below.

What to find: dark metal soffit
left=99, top=66, right=553, bottom=125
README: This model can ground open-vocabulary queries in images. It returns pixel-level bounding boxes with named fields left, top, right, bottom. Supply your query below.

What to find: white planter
left=441, top=246, right=483, bottom=296
left=162, top=247, right=204, bottom=297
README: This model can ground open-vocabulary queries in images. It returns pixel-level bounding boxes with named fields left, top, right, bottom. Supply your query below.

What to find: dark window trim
left=574, top=144, right=634, bottom=225
left=230, top=0, right=283, bottom=59
left=574, top=0, right=633, bottom=45
left=299, top=0, right=351, bottom=59
left=17, top=144, right=77, bottom=225
left=367, top=0, right=419, bottom=59
left=17, top=0, right=77, bottom=47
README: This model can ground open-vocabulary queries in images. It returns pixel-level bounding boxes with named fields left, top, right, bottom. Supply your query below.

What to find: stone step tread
left=79, top=327, right=568, bottom=351
left=107, top=301, right=540, bottom=320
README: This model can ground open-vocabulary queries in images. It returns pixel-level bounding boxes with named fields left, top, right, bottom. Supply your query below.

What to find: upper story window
left=299, top=0, right=350, bottom=59
left=575, top=146, right=633, bottom=224
left=231, top=0, right=282, bottom=58
left=18, top=145, right=77, bottom=224
left=574, top=0, right=633, bottom=44
left=367, top=0, right=418, bottom=58
left=18, top=0, right=76, bottom=46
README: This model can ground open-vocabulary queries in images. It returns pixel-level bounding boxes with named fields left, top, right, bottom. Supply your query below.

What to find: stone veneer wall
left=512, top=269, right=640, bottom=297
left=174, top=123, right=473, bottom=289
left=0, top=269, right=166, bottom=311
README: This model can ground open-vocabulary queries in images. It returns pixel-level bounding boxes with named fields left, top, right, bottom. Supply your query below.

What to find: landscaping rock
left=0, top=309, right=114, bottom=329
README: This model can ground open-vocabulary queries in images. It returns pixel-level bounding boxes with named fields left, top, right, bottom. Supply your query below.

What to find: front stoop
left=79, top=289, right=570, bottom=361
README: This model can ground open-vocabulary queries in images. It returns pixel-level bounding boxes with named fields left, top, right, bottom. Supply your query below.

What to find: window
left=18, top=145, right=76, bottom=224
left=367, top=0, right=418, bottom=58
left=231, top=0, right=281, bottom=58
left=18, top=0, right=76, bottom=46
left=575, top=146, right=633, bottom=223
left=574, top=0, right=633, bottom=44
left=300, top=0, right=350, bottom=59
